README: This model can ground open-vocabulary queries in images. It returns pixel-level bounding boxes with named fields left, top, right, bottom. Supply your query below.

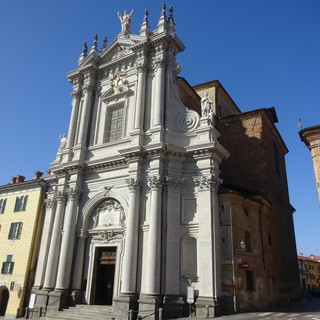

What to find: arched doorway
left=0, top=286, right=9, bottom=316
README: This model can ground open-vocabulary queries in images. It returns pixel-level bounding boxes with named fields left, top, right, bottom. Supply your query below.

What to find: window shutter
left=8, top=223, right=14, bottom=239
left=17, top=223, right=23, bottom=239
left=22, top=195, right=28, bottom=211
left=3, top=199, right=7, bottom=213
left=1, top=262, right=6, bottom=274
left=14, top=197, right=19, bottom=212
left=9, top=262, right=14, bottom=274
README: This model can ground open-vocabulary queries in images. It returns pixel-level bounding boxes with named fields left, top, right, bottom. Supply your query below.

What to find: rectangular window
left=245, top=231, right=252, bottom=252
left=10, top=281, right=16, bottom=291
left=0, top=199, right=7, bottom=214
left=1, top=255, right=14, bottom=275
left=105, top=105, right=124, bottom=143
left=8, top=222, right=23, bottom=240
left=14, top=195, right=28, bottom=212
left=246, top=270, right=254, bottom=290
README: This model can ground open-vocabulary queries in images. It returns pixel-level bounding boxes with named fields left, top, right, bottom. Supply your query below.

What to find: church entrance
left=94, top=247, right=116, bottom=305
left=0, top=286, right=9, bottom=316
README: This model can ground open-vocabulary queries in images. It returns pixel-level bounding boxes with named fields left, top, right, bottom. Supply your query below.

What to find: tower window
left=245, top=231, right=252, bottom=252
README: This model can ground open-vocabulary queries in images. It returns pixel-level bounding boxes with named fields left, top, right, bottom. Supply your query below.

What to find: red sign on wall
left=241, top=261, right=249, bottom=269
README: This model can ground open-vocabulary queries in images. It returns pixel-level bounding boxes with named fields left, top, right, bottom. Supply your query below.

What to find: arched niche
left=181, top=235, right=198, bottom=277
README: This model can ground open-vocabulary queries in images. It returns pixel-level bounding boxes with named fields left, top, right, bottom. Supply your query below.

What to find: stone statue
left=58, top=134, right=67, bottom=151
left=117, top=10, right=134, bottom=36
left=201, top=92, right=213, bottom=118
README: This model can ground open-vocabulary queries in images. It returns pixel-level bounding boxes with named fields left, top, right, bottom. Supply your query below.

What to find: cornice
left=0, top=179, right=47, bottom=193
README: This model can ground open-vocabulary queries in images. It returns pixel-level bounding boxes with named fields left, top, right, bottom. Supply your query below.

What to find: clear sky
left=0, top=0, right=319, bottom=255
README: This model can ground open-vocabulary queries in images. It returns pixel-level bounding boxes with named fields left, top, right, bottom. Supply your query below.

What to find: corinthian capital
left=55, top=190, right=67, bottom=203
left=44, top=198, right=55, bottom=209
left=136, top=62, right=148, bottom=73
left=166, top=176, right=184, bottom=190
left=83, top=83, right=94, bottom=93
left=125, top=178, right=142, bottom=191
left=148, top=176, right=164, bottom=190
left=67, top=187, right=82, bottom=201
left=195, top=174, right=222, bottom=190
left=71, top=90, right=81, bottom=99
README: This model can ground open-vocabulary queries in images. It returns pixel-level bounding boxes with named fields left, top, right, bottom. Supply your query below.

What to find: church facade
left=31, top=6, right=300, bottom=319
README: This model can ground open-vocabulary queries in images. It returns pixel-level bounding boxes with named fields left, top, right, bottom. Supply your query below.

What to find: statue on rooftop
left=201, top=92, right=213, bottom=118
left=117, top=10, right=134, bottom=36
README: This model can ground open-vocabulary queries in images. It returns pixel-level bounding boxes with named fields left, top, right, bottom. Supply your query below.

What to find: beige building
left=0, top=172, right=46, bottom=318
left=300, top=125, right=320, bottom=201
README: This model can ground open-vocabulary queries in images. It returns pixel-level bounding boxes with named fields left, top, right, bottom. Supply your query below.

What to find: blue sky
left=0, top=0, right=319, bottom=255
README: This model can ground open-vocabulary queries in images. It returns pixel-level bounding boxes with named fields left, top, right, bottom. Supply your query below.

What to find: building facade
left=300, top=125, right=320, bottom=201
left=31, top=6, right=300, bottom=319
left=0, top=172, right=46, bottom=318
left=297, top=254, right=320, bottom=293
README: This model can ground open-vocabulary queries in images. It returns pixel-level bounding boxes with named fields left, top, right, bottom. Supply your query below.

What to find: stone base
left=138, top=294, right=162, bottom=320
left=71, top=290, right=83, bottom=305
left=29, top=289, right=50, bottom=318
left=114, top=293, right=139, bottom=320
left=195, top=296, right=217, bottom=318
left=163, top=295, right=185, bottom=319
left=47, top=290, right=71, bottom=313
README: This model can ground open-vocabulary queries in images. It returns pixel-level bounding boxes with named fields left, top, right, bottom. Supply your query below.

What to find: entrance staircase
left=42, top=305, right=115, bottom=320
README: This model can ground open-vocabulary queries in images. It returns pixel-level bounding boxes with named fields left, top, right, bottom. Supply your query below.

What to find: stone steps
left=43, top=305, right=115, bottom=320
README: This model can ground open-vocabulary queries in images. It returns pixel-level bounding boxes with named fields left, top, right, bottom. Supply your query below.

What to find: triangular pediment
left=100, top=35, right=147, bottom=65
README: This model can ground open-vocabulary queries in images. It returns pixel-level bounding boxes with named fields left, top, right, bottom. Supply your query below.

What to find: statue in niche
left=117, top=10, right=134, bottom=36
left=92, top=199, right=125, bottom=228
left=201, top=92, right=213, bottom=118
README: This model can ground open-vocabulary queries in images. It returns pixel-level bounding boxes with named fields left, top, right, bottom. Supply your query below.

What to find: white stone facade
left=32, top=6, right=229, bottom=319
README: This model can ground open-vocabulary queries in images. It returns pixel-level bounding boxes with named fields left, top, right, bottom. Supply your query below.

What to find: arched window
left=181, top=236, right=198, bottom=277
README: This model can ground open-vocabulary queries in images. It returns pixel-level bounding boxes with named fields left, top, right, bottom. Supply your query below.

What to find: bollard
left=159, top=307, right=163, bottom=320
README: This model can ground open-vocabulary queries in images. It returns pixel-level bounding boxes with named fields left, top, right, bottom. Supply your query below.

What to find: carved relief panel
left=91, top=199, right=125, bottom=229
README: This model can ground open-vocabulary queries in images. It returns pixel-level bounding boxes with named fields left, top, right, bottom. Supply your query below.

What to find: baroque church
left=31, top=5, right=300, bottom=319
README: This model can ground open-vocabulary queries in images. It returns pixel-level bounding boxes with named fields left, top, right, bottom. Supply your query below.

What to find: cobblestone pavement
left=215, top=297, right=320, bottom=320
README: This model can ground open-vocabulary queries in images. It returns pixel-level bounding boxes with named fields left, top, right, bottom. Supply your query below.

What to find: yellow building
left=0, top=172, right=46, bottom=318
left=297, top=254, right=320, bottom=292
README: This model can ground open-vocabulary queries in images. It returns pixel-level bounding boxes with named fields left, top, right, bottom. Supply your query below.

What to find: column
left=196, top=175, right=214, bottom=297
left=195, top=174, right=221, bottom=317
left=42, top=191, right=67, bottom=289
left=134, top=65, right=147, bottom=130
left=165, top=177, right=182, bottom=294
left=163, top=176, right=184, bottom=318
left=55, top=187, right=81, bottom=290
left=77, top=83, right=93, bottom=146
left=121, top=178, right=141, bottom=294
left=66, top=90, right=81, bottom=149
left=153, top=60, right=165, bottom=127
left=145, top=176, right=163, bottom=295
left=33, top=197, right=56, bottom=289
left=71, top=230, right=87, bottom=303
